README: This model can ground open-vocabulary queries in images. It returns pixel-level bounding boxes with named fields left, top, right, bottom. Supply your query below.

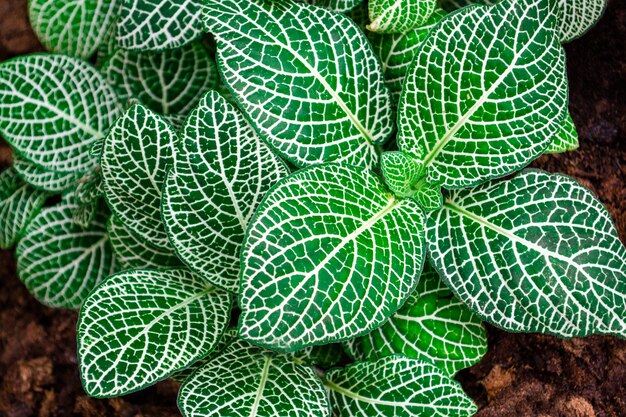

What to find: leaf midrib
left=249, top=356, right=271, bottom=417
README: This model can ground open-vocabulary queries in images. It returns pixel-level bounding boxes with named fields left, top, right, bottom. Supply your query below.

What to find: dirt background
left=0, top=0, right=625, bottom=415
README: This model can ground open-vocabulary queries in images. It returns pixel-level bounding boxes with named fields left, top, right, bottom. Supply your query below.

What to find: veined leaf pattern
left=298, top=0, right=363, bottom=12
left=546, top=112, right=578, bottom=153
left=162, top=91, right=288, bottom=292
left=78, top=268, right=232, bottom=397
left=239, top=163, right=425, bottom=352
left=398, top=0, right=567, bottom=189
left=428, top=170, right=626, bottom=337
left=368, top=0, right=438, bottom=33
left=13, top=154, right=83, bottom=193
left=203, top=0, right=394, bottom=169
left=0, top=54, right=121, bottom=173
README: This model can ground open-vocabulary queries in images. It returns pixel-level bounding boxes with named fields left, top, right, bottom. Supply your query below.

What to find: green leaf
left=555, top=0, right=606, bottom=43
left=16, top=202, right=115, bottom=309
left=345, top=262, right=487, bottom=375
left=107, top=216, right=183, bottom=270
left=289, top=344, right=345, bottom=368
left=239, top=163, right=425, bottom=352
left=324, top=356, right=477, bottom=416
left=102, top=43, right=218, bottom=127
left=380, top=151, right=425, bottom=197
left=162, top=91, right=288, bottom=292
left=0, top=168, right=47, bottom=249
left=298, top=0, right=363, bottom=12
left=178, top=339, right=329, bottom=417
left=428, top=169, right=626, bottom=338
left=368, top=0, right=438, bottom=33
left=440, top=0, right=496, bottom=12
left=13, top=154, right=83, bottom=193
left=0, top=54, right=121, bottom=173
left=398, top=0, right=567, bottom=189
left=368, top=8, right=446, bottom=104
left=203, top=0, right=394, bottom=169
left=546, top=112, right=579, bottom=153
left=29, top=0, right=121, bottom=59
left=78, top=268, right=232, bottom=397
left=118, top=0, right=205, bottom=51
left=101, top=104, right=176, bottom=251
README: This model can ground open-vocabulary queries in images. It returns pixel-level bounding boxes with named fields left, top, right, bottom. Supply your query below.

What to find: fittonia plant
left=0, top=0, right=618, bottom=414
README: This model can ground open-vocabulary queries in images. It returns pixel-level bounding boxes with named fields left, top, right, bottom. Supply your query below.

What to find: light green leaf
left=345, top=262, right=487, bottom=375
left=0, top=54, right=121, bottom=173
left=29, top=0, right=121, bottom=59
left=107, top=216, right=183, bottom=270
left=102, top=43, right=218, bottom=127
left=118, top=0, right=205, bottom=51
left=546, top=112, right=579, bottom=153
left=398, top=0, right=567, bottom=189
left=0, top=168, right=47, bottom=249
left=13, top=154, right=83, bottom=193
left=380, top=151, right=425, bottom=197
left=368, top=0, right=438, bottom=33
left=324, top=356, right=477, bottom=416
left=16, top=202, right=115, bottom=309
left=239, top=163, right=425, bottom=352
left=163, top=91, right=288, bottom=292
left=298, top=0, right=363, bottom=12
left=428, top=169, right=626, bottom=338
left=368, top=8, right=446, bottom=104
left=203, top=0, right=394, bottom=169
left=178, top=339, right=329, bottom=417
left=101, top=104, right=176, bottom=251
left=78, top=268, right=232, bottom=397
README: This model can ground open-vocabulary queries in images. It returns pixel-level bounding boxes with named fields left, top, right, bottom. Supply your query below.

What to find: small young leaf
left=107, top=216, right=183, bottom=270
left=546, top=112, right=579, bottom=153
left=324, top=356, right=477, bottom=416
left=78, top=268, right=232, bottom=397
left=29, top=0, right=121, bottom=59
left=203, top=0, right=394, bottom=169
left=178, top=339, right=329, bottom=417
left=380, top=151, right=425, bottom=197
left=239, top=163, right=425, bottom=352
left=298, top=0, right=363, bottom=12
left=0, top=54, right=121, bottom=173
left=0, top=168, right=47, bottom=249
left=16, top=203, right=115, bottom=309
left=428, top=170, right=626, bottom=338
left=162, top=91, right=288, bottom=292
left=368, top=0, right=438, bottom=34
left=101, top=104, right=176, bottom=251
left=345, top=262, right=487, bottom=375
left=102, top=43, right=218, bottom=127
left=13, top=154, right=83, bottom=193
left=398, top=0, right=567, bottom=189
left=118, top=0, right=205, bottom=51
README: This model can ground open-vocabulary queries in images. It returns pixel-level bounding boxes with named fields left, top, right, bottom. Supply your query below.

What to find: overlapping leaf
left=239, top=163, right=425, bottom=352
left=162, top=91, right=288, bottom=292
left=398, top=0, right=567, bottom=189
left=12, top=155, right=83, bottom=193
left=118, top=0, right=205, bottom=51
left=102, top=43, right=218, bottom=127
left=0, top=54, right=121, bottom=173
left=345, top=262, right=487, bottom=375
left=29, top=0, right=121, bottom=59
left=428, top=170, right=626, bottom=337
left=546, top=112, right=579, bottom=153
left=0, top=168, right=47, bottom=249
left=324, top=356, right=477, bottom=416
left=368, top=0, right=438, bottom=33
left=203, top=0, right=394, bottom=169
left=299, top=0, right=363, bottom=12
left=78, top=268, right=232, bottom=397
left=178, top=339, right=329, bottom=417
left=16, top=203, right=115, bottom=309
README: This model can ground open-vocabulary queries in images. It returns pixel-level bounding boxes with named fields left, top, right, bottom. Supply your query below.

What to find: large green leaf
left=162, top=91, right=288, bottom=292
left=299, top=0, right=363, bottom=12
left=0, top=168, right=47, bottom=249
left=203, top=0, right=394, bottom=169
left=0, top=54, right=121, bottom=173
left=118, top=0, right=205, bottom=51
left=345, top=262, right=487, bottom=375
left=78, top=268, right=232, bottom=397
left=546, top=112, right=578, bottom=153
left=101, top=104, right=176, bottom=251
left=16, top=203, right=115, bottom=309
left=29, top=0, right=121, bottom=59
left=102, top=43, right=218, bottom=127
left=12, top=154, right=83, bottom=193
left=368, top=0, right=438, bottom=33
left=178, top=339, right=329, bottom=417
left=324, top=356, right=477, bottom=416
left=428, top=169, right=626, bottom=337
left=397, top=0, right=567, bottom=189
left=239, top=163, right=425, bottom=352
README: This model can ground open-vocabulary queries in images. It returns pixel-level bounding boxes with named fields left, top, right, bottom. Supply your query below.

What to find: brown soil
left=1, top=0, right=625, bottom=416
